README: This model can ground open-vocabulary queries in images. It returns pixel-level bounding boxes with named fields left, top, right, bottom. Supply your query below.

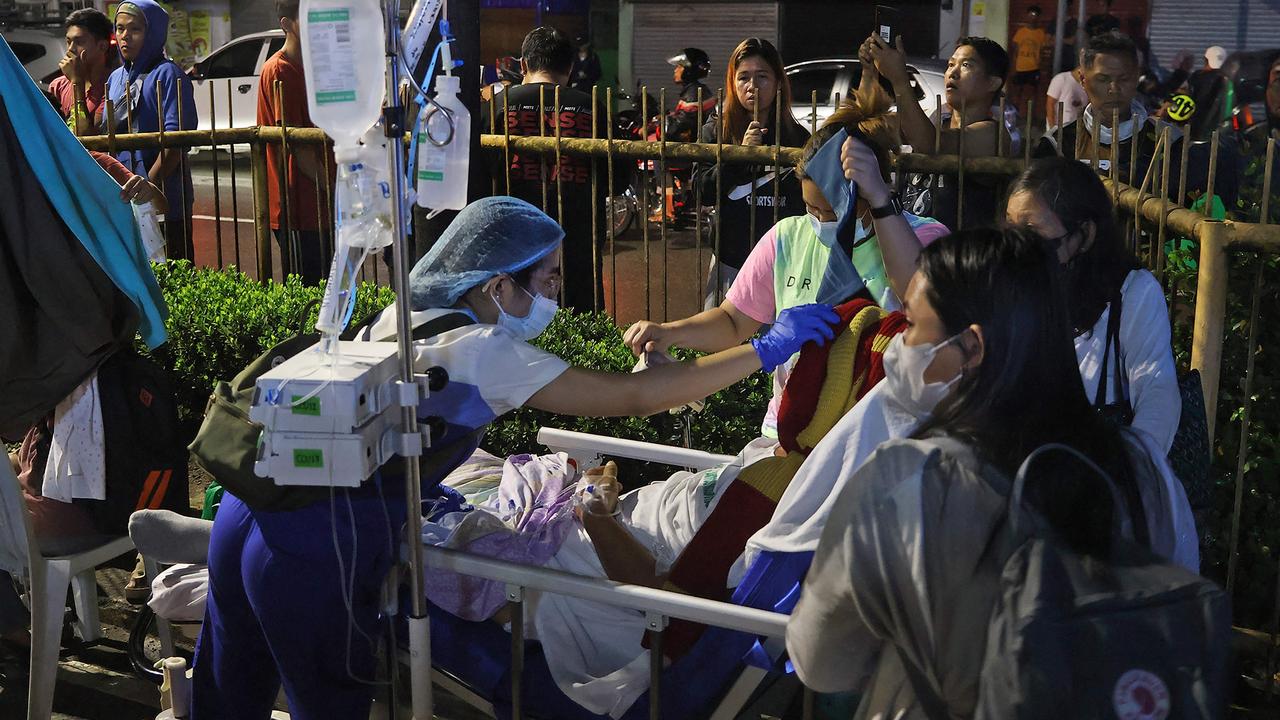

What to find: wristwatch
left=870, top=192, right=904, bottom=219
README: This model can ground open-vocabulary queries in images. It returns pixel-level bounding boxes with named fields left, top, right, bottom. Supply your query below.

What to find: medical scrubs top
left=359, top=307, right=570, bottom=438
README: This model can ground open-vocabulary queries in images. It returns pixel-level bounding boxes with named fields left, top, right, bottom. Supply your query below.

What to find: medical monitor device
left=250, top=341, right=425, bottom=488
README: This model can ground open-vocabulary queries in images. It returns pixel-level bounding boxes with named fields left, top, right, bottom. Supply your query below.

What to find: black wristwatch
left=870, top=192, right=904, bottom=219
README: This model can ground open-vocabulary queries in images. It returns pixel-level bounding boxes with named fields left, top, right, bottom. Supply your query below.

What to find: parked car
left=786, top=57, right=947, bottom=130
left=188, top=30, right=285, bottom=131
left=2, top=24, right=68, bottom=93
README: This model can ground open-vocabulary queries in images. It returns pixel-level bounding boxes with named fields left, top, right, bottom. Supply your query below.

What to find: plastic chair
left=0, top=457, right=136, bottom=720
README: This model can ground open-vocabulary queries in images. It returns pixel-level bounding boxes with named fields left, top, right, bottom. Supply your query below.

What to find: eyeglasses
left=1003, top=222, right=1076, bottom=253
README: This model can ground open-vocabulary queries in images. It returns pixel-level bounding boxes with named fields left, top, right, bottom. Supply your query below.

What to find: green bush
left=141, top=262, right=395, bottom=436
left=1169, top=250, right=1280, bottom=633
left=144, top=264, right=770, bottom=486
left=485, top=310, right=772, bottom=485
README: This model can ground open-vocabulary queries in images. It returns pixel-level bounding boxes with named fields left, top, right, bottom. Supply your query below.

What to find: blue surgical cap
left=410, top=197, right=564, bottom=310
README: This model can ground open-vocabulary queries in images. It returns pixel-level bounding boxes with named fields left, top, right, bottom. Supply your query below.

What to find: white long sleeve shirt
left=1075, top=269, right=1181, bottom=453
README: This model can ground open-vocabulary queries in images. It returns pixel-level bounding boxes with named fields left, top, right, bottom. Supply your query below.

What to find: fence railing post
left=1191, top=220, right=1229, bottom=444
left=250, top=135, right=274, bottom=283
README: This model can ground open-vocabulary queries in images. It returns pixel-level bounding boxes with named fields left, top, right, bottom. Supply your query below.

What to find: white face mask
left=882, top=332, right=964, bottom=420
left=1082, top=100, right=1148, bottom=145
left=808, top=212, right=869, bottom=249
left=809, top=213, right=839, bottom=246
left=491, top=281, right=558, bottom=341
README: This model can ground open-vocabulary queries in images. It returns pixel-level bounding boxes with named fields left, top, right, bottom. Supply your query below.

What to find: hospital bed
left=132, top=427, right=815, bottom=720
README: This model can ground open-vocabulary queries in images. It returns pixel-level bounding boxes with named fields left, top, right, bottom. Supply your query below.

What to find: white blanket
left=729, top=382, right=918, bottom=586
left=148, top=563, right=208, bottom=622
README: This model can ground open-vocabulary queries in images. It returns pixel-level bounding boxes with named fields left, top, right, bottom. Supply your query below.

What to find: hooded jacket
left=104, top=0, right=197, bottom=213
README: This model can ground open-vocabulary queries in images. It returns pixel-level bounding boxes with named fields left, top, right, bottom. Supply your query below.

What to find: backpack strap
left=409, top=311, right=474, bottom=341
left=1093, top=289, right=1131, bottom=414
left=894, top=646, right=952, bottom=720
left=344, top=309, right=474, bottom=342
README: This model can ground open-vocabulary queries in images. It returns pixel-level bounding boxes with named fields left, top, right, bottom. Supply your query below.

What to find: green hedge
left=141, top=262, right=396, bottom=435
left=144, top=263, right=769, bottom=483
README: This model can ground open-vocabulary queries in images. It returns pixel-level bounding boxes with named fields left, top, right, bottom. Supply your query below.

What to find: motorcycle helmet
left=496, top=55, right=523, bottom=84
left=667, top=48, right=711, bottom=81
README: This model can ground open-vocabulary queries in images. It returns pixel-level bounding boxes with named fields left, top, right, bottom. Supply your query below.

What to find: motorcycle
left=606, top=87, right=713, bottom=238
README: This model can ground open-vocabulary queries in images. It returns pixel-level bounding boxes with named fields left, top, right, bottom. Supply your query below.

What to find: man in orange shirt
left=257, top=0, right=332, bottom=284
left=1009, top=5, right=1048, bottom=117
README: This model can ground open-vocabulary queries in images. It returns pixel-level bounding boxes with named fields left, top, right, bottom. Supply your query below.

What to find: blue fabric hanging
left=0, top=37, right=167, bottom=348
left=805, top=128, right=868, bottom=305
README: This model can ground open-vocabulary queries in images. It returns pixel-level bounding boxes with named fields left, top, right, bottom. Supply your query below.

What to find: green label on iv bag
left=316, top=90, right=357, bottom=105
left=418, top=170, right=444, bottom=182
left=307, top=9, right=350, bottom=23
left=294, top=449, right=325, bottom=469
left=291, top=395, right=321, bottom=416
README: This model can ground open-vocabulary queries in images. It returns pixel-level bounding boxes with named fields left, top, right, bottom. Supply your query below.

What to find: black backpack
left=188, top=308, right=473, bottom=512
left=1093, top=291, right=1214, bottom=511
left=79, top=348, right=191, bottom=533
left=899, top=444, right=1232, bottom=720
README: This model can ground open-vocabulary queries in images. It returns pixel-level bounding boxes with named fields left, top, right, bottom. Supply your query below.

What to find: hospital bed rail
left=420, top=544, right=790, bottom=720
left=536, top=427, right=735, bottom=472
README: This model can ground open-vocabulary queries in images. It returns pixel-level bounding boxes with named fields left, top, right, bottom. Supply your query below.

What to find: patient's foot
left=123, top=554, right=149, bottom=604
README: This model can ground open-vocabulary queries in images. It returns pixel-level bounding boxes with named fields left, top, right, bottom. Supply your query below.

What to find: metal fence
left=74, top=84, right=1280, bottom=705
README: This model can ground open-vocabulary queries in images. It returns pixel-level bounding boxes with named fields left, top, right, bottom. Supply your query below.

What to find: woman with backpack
left=1005, top=157, right=1181, bottom=453
left=785, top=228, right=1204, bottom=718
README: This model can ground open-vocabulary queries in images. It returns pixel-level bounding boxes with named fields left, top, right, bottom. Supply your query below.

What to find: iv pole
left=381, top=0, right=433, bottom=716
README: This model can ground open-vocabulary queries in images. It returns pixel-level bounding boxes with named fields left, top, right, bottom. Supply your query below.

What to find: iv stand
left=382, top=1, right=433, bottom=717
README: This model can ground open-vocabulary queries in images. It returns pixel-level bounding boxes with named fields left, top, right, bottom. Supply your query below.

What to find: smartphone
left=874, top=4, right=902, bottom=46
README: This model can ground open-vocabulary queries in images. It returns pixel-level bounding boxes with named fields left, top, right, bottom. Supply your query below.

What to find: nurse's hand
left=750, top=304, right=840, bottom=372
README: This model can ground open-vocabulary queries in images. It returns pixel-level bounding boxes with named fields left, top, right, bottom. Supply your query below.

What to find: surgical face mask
left=809, top=212, right=868, bottom=249
left=808, top=213, right=839, bottom=246
left=491, top=282, right=558, bottom=340
left=882, top=332, right=964, bottom=420
left=1082, top=100, right=1147, bottom=145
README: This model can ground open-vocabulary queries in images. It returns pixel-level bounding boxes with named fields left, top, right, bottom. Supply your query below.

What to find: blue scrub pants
left=191, top=490, right=403, bottom=720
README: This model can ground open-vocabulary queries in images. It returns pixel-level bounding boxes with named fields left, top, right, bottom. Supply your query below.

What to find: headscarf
left=410, top=197, right=564, bottom=310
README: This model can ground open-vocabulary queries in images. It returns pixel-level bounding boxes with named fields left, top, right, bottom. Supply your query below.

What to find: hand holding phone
left=874, top=4, right=902, bottom=47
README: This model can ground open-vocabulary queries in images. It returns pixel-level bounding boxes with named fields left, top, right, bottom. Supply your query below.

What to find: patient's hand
left=580, top=461, right=621, bottom=518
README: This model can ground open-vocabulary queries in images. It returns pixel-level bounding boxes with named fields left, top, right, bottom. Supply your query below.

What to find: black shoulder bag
left=1093, top=292, right=1213, bottom=511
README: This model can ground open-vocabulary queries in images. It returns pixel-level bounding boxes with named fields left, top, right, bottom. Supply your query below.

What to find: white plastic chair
left=0, top=457, right=136, bottom=720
